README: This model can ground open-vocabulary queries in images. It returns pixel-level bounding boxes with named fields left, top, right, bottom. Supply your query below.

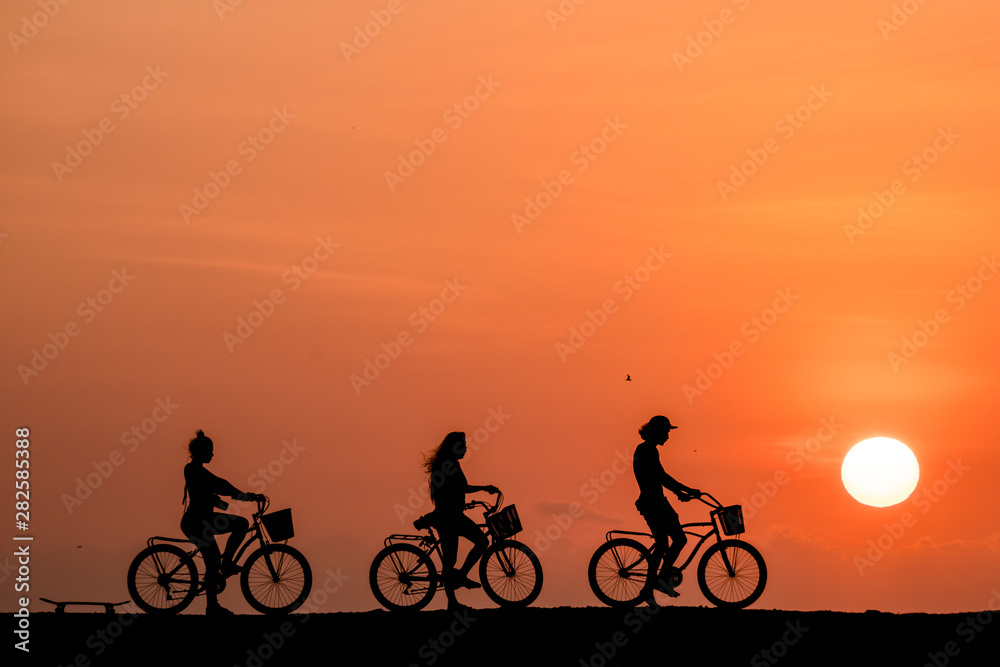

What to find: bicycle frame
left=382, top=496, right=509, bottom=575
left=147, top=501, right=273, bottom=585
left=604, top=493, right=740, bottom=576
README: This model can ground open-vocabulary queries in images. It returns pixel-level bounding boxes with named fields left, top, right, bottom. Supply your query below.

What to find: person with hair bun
left=181, top=429, right=262, bottom=615
left=633, top=416, right=701, bottom=598
left=422, top=431, right=498, bottom=611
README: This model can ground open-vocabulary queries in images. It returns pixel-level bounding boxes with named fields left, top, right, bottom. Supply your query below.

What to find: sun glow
left=841, top=437, right=920, bottom=508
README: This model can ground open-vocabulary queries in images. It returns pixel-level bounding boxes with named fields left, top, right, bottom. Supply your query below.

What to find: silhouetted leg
left=648, top=542, right=665, bottom=580
left=218, top=515, right=249, bottom=571
left=659, top=523, right=687, bottom=580
left=183, top=514, right=213, bottom=603
left=641, top=500, right=685, bottom=592
left=438, top=525, right=461, bottom=605
left=183, top=512, right=246, bottom=612
left=454, top=515, right=488, bottom=583
left=200, top=541, right=223, bottom=606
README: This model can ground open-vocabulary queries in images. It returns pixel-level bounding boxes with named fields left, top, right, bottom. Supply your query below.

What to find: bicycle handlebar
left=465, top=488, right=504, bottom=516
left=252, top=494, right=271, bottom=517
left=694, top=492, right=722, bottom=509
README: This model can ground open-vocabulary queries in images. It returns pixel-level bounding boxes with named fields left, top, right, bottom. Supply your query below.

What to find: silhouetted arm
left=466, top=484, right=500, bottom=494
left=200, top=467, right=255, bottom=501
left=653, top=458, right=699, bottom=498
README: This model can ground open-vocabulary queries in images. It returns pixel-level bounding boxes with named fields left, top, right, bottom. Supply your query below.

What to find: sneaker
left=456, top=576, right=481, bottom=590
left=654, top=577, right=680, bottom=597
left=206, top=603, right=234, bottom=616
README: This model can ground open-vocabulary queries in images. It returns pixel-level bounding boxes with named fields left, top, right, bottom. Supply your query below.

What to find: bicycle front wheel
left=588, top=538, right=653, bottom=608
left=370, top=544, right=438, bottom=611
left=240, top=544, right=313, bottom=614
left=697, top=539, right=766, bottom=609
left=127, top=544, right=198, bottom=614
left=479, top=540, right=543, bottom=608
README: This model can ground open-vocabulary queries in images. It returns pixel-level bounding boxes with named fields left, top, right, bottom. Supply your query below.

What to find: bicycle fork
left=716, top=541, right=739, bottom=577
left=259, top=551, right=282, bottom=583
left=492, top=547, right=517, bottom=577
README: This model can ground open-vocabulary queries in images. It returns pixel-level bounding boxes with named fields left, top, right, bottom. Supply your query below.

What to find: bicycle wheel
left=479, top=540, right=543, bottom=608
left=240, top=544, right=313, bottom=614
left=697, top=539, right=767, bottom=609
left=127, top=544, right=198, bottom=614
left=588, top=538, right=653, bottom=608
left=370, top=544, right=438, bottom=611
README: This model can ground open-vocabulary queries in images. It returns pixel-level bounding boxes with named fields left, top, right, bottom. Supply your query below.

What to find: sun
left=841, top=437, right=920, bottom=507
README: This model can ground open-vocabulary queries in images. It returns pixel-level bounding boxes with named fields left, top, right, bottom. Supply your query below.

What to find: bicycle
left=126, top=495, right=312, bottom=615
left=370, top=490, right=543, bottom=611
left=588, top=492, right=766, bottom=609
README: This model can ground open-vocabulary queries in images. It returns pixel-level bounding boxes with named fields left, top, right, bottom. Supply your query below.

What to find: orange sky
left=2, top=1, right=999, bottom=615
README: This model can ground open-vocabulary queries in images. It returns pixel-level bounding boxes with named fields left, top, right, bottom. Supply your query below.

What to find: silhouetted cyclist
left=180, top=430, right=262, bottom=615
left=423, top=431, right=498, bottom=611
left=633, top=416, right=701, bottom=597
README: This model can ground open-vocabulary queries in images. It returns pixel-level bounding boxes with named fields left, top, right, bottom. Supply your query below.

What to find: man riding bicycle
left=633, top=416, right=701, bottom=597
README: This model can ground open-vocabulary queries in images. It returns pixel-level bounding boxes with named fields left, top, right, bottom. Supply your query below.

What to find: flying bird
left=625, top=374, right=631, bottom=381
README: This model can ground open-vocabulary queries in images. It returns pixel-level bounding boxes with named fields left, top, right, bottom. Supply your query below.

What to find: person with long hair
left=633, top=416, right=701, bottom=597
left=423, top=431, right=497, bottom=611
left=180, top=430, right=262, bottom=615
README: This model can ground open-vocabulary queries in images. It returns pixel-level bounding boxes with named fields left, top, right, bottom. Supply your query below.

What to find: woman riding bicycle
left=423, top=431, right=498, bottom=611
left=181, top=430, right=263, bottom=615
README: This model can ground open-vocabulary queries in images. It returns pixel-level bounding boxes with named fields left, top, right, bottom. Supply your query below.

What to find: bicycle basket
left=261, top=508, right=294, bottom=542
left=486, top=505, right=522, bottom=539
left=718, top=505, right=745, bottom=536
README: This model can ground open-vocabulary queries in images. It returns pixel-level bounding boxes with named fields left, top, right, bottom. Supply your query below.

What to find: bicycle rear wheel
left=479, top=540, right=543, bottom=608
left=588, top=538, right=653, bottom=608
left=370, top=544, right=437, bottom=611
left=697, top=539, right=766, bottom=609
left=127, top=544, right=198, bottom=614
left=240, top=544, right=312, bottom=614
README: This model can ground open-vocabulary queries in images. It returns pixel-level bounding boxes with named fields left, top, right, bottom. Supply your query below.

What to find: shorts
left=636, top=496, right=682, bottom=547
